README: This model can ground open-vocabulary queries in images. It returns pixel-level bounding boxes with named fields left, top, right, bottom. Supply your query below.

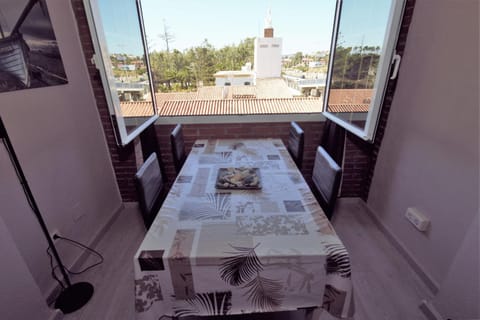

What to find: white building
left=118, top=64, right=136, bottom=71
left=254, top=9, right=282, bottom=79
left=214, top=64, right=254, bottom=86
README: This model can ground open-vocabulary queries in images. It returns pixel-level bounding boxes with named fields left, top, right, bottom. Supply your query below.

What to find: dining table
left=134, top=138, right=354, bottom=320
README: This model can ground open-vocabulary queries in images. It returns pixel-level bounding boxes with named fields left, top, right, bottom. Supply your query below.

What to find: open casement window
left=323, top=0, right=405, bottom=142
left=83, top=0, right=158, bottom=146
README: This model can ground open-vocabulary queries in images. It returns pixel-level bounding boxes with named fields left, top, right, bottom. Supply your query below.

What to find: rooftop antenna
left=265, top=8, right=272, bottom=28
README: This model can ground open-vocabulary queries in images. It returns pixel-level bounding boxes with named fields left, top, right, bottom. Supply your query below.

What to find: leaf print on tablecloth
left=174, top=291, right=232, bottom=317
left=179, top=193, right=231, bottom=221
left=322, top=241, right=351, bottom=278
left=207, top=192, right=231, bottom=217
left=199, top=152, right=232, bottom=164
left=134, top=275, right=163, bottom=312
left=219, top=243, right=263, bottom=286
left=243, top=275, right=284, bottom=311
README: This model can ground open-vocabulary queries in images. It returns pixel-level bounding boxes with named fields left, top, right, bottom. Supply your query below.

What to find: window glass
left=139, top=1, right=336, bottom=118
left=84, top=0, right=405, bottom=142
left=324, top=0, right=405, bottom=141
left=83, top=0, right=158, bottom=146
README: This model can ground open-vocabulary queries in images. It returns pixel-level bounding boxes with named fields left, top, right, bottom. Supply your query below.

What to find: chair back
left=320, top=119, right=346, bottom=165
left=170, top=124, right=186, bottom=174
left=287, top=121, right=304, bottom=169
left=312, top=146, right=342, bottom=219
left=135, top=153, right=163, bottom=228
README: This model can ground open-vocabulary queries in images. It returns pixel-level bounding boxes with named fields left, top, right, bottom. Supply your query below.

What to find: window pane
left=139, top=1, right=336, bottom=117
left=97, top=0, right=155, bottom=134
left=326, top=0, right=393, bottom=131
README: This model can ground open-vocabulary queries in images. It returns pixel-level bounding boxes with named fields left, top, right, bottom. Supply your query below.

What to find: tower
left=254, top=9, right=282, bottom=79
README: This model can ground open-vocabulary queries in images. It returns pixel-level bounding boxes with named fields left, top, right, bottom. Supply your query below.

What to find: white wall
left=254, top=37, right=282, bottom=79
left=433, top=213, right=479, bottom=318
left=215, top=77, right=254, bottom=87
left=368, top=0, right=479, bottom=318
left=0, top=0, right=122, bottom=299
left=0, top=216, right=53, bottom=320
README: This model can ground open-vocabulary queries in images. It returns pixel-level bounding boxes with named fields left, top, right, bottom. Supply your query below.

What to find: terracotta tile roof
left=120, top=83, right=370, bottom=117
left=328, top=89, right=373, bottom=104
left=255, top=78, right=294, bottom=98
left=120, top=98, right=369, bottom=117
left=231, top=85, right=257, bottom=99
left=155, top=92, right=198, bottom=101
left=196, top=86, right=225, bottom=100
left=328, top=104, right=369, bottom=113
left=120, top=101, right=155, bottom=117
left=158, top=98, right=320, bottom=116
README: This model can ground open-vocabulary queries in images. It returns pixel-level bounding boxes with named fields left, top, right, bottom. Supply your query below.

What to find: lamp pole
left=0, top=116, right=94, bottom=314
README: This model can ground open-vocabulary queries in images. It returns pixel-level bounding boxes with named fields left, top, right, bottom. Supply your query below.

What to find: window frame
left=83, top=0, right=158, bottom=146
left=83, top=0, right=406, bottom=138
left=322, top=0, right=406, bottom=142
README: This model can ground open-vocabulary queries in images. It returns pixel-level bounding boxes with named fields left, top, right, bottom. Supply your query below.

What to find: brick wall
left=154, top=122, right=324, bottom=188
left=343, top=132, right=373, bottom=198
left=71, top=0, right=138, bottom=201
left=153, top=122, right=369, bottom=198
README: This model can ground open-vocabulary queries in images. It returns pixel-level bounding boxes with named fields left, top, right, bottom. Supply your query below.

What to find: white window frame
left=83, top=0, right=406, bottom=142
left=83, top=0, right=158, bottom=146
left=323, top=0, right=406, bottom=142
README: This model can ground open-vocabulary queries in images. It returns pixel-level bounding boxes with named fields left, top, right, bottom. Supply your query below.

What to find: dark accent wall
left=71, top=0, right=415, bottom=202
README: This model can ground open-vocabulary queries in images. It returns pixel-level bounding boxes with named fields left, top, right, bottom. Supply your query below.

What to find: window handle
left=390, top=53, right=401, bottom=80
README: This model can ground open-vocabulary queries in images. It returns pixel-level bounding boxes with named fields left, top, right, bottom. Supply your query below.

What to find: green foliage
left=330, top=46, right=381, bottom=89
left=148, top=38, right=254, bottom=92
left=292, top=51, right=303, bottom=65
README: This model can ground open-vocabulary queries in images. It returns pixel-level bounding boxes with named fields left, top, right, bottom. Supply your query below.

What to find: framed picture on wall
left=0, top=0, right=68, bottom=93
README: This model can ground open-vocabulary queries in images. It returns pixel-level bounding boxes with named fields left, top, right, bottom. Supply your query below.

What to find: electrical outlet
left=405, top=207, right=430, bottom=232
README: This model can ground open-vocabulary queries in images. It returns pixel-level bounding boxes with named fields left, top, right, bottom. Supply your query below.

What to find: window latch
left=390, top=53, right=402, bottom=80
left=90, top=54, right=99, bottom=69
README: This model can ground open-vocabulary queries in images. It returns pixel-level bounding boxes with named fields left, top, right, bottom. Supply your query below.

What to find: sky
left=140, top=0, right=337, bottom=54
left=97, top=0, right=391, bottom=56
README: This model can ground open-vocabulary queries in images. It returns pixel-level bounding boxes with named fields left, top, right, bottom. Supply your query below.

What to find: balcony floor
left=61, top=198, right=430, bottom=320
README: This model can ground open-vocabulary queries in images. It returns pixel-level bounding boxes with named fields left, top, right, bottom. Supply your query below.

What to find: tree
left=330, top=46, right=380, bottom=89
left=292, top=52, right=303, bottom=66
left=159, top=19, right=174, bottom=53
left=192, top=39, right=216, bottom=86
left=148, top=37, right=255, bottom=92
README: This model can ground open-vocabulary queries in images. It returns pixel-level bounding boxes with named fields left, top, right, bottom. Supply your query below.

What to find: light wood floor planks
left=62, top=203, right=146, bottom=320
left=61, top=199, right=431, bottom=320
left=331, top=199, right=432, bottom=320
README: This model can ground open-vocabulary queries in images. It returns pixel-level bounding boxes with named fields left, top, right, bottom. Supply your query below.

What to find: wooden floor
left=62, top=199, right=431, bottom=320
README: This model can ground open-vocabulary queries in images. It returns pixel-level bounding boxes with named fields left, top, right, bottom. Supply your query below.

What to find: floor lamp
left=0, top=116, right=94, bottom=314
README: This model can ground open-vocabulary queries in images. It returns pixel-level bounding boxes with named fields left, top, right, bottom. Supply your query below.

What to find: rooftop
left=120, top=97, right=369, bottom=117
left=119, top=80, right=371, bottom=117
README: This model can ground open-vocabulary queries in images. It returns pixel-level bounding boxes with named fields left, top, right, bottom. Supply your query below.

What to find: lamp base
left=54, top=282, right=94, bottom=314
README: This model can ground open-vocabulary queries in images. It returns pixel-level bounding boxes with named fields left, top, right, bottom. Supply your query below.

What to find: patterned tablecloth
left=134, top=139, right=354, bottom=319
